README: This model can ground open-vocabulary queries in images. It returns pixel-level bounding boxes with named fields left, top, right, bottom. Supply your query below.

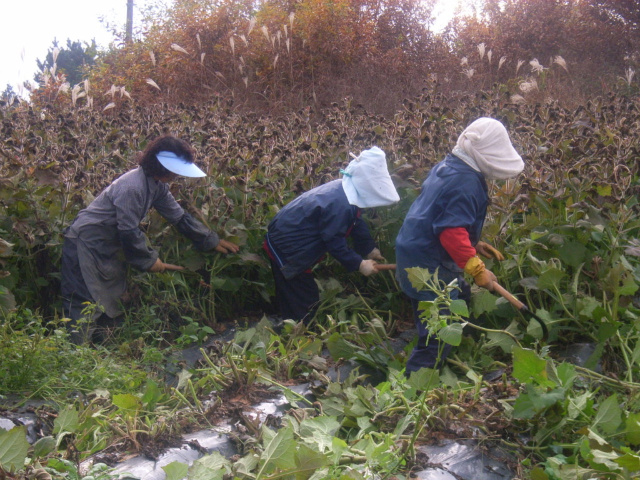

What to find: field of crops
left=2, top=89, right=640, bottom=479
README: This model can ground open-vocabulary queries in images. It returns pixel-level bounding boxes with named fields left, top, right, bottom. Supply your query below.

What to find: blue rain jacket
left=396, top=155, right=488, bottom=300
left=266, top=180, right=377, bottom=279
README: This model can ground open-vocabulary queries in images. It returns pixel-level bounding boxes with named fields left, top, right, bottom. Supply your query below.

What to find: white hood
left=454, top=117, right=524, bottom=180
left=341, top=146, right=400, bottom=208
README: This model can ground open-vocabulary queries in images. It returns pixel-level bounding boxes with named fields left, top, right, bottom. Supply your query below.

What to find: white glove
left=366, top=248, right=385, bottom=262
left=359, top=259, right=378, bottom=276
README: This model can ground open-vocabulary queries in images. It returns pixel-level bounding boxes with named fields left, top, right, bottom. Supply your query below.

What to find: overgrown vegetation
left=2, top=85, right=640, bottom=478
left=14, top=0, right=640, bottom=114
left=2, top=1, right=640, bottom=478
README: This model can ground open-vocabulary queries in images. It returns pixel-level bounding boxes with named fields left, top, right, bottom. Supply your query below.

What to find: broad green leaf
left=176, top=369, right=193, bottom=390
left=626, top=412, right=640, bottom=445
left=558, top=242, right=587, bottom=267
left=577, top=296, right=601, bottom=320
left=537, top=268, right=566, bottom=290
left=590, top=448, right=621, bottom=471
left=405, top=267, right=435, bottom=292
left=163, top=461, right=189, bottom=480
left=53, top=407, right=79, bottom=435
left=326, top=332, right=358, bottom=360
left=0, top=426, right=29, bottom=472
left=485, top=321, right=519, bottom=353
left=592, top=394, right=622, bottom=435
left=356, top=416, right=373, bottom=437
left=449, top=299, right=468, bottom=317
left=47, top=458, right=77, bottom=474
left=330, top=437, right=348, bottom=464
left=555, top=362, right=577, bottom=388
left=596, top=184, right=612, bottom=197
left=568, top=391, right=593, bottom=420
left=438, top=322, right=463, bottom=346
left=234, top=453, right=259, bottom=475
left=262, top=425, right=277, bottom=445
left=471, top=289, right=497, bottom=317
left=585, top=427, right=608, bottom=446
left=142, top=379, right=163, bottom=411
left=632, top=339, right=640, bottom=367
left=188, top=452, right=231, bottom=480
left=299, top=417, right=340, bottom=452
left=596, top=322, right=619, bottom=342
left=615, top=451, right=640, bottom=472
left=604, top=263, right=639, bottom=297
left=112, top=393, right=142, bottom=412
left=512, top=347, right=553, bottom=387
left=32, top=436, right=56, bottom=458
left=512, top=386, right=565, bottom=419
left=519, top=276, right=539, bottom=290
left=293, top=444, right=330, bottom=478
left=526, top=318, right=544, bottom=339
left=210, top=277, right=242, bottom=292
left=317, top=397, right=345, bottom=417
left=407, top=368, right=440, bottom=391
left=529, top=467, right=549, bottom=480
left=393, top=416, right=413, bottom=437
left=260, top=426, right=296, bottom=473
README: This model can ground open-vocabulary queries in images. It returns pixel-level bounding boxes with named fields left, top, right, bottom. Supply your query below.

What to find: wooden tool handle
left=492, top=283, right=525, bottom=310
left=374, top=263, right=396, bottom=271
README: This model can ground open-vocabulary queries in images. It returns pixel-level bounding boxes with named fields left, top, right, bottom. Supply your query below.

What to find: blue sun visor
left=156, top=151, right=206, bottom=177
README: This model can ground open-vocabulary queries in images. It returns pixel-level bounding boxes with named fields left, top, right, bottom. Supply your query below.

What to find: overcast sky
left=1, top=0, right=462, bottom=96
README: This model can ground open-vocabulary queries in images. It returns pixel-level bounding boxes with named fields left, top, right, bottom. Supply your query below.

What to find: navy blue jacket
left=395, top=155, right=488, bottom=299
left=266, top=180, right=377, bottom=279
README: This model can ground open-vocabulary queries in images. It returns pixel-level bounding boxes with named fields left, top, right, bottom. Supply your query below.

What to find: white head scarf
left=341, top=146, right=400, bottom=208
left=453, top=117, right=524, bottom=180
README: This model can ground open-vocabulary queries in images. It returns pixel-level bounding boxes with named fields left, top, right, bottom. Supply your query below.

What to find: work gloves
left=475, top=241, right=504, bottom=261
left=464, top=256, right=496, bottom=291
left=359, top=259, right=378, bottom=276
left=366, top=248, right=386, bottom=262
left=149, top=258, right=185, bottom=273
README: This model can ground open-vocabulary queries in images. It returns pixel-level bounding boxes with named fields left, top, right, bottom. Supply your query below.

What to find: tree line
left=18, top=0, right=640, bottom=115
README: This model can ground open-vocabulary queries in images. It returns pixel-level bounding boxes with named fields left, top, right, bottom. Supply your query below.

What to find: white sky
left=1, top=0, right=463, bottom=96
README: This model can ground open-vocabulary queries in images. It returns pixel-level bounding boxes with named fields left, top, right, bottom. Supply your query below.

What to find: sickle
left=492, top=282, right=549, bottom=340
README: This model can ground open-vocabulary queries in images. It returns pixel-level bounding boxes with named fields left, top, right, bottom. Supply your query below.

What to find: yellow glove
left=464, top=256, right=496, bottom=291
left=475, top=241, right=505, bottom=261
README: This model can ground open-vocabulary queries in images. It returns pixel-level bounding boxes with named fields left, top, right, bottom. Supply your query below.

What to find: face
left=156, top=172, right=179, bottom=183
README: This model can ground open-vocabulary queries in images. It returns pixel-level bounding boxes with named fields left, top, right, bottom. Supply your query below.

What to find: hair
left=138, top=135, right=195, bottom=178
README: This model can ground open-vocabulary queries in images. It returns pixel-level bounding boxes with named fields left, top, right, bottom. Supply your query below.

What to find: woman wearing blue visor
left=395, top=118, right=524, bottom=375
left=264, top=146, right=400, bottom=324
left=61, top=134, right=239, bottom=344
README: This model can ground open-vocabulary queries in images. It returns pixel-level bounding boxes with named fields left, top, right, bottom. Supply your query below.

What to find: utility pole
left=125, top=0, right=134, bottom=44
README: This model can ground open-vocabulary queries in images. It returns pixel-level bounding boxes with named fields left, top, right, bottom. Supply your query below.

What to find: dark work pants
left=405, top=277, right=471, bottom=375
left=269, top=257, right=319, bottom=324
left=61, top=237, right=120, bottom=344
left=61, top=237, right=95, bottom=344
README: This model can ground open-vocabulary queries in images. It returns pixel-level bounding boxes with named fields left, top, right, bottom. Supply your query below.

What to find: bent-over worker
left=264, top=146, right=400, bottom=323
left=61, top=134, right=239, bottom=344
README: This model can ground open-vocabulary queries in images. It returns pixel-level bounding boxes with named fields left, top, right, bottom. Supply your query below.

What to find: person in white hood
left=265, top=146, right=400, bottom=324
left=395, top=118, right=524, bottom=375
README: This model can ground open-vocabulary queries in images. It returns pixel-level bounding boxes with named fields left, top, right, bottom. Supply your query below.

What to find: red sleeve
left=439, top=227, right=477, bottom=269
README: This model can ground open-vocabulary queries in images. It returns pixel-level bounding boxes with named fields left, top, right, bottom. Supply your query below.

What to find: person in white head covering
left=61, top=134, right=240, bottom=344
left=265, top=146, right=400, bottom=324
left=395, top=118, right=524, bottom=375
